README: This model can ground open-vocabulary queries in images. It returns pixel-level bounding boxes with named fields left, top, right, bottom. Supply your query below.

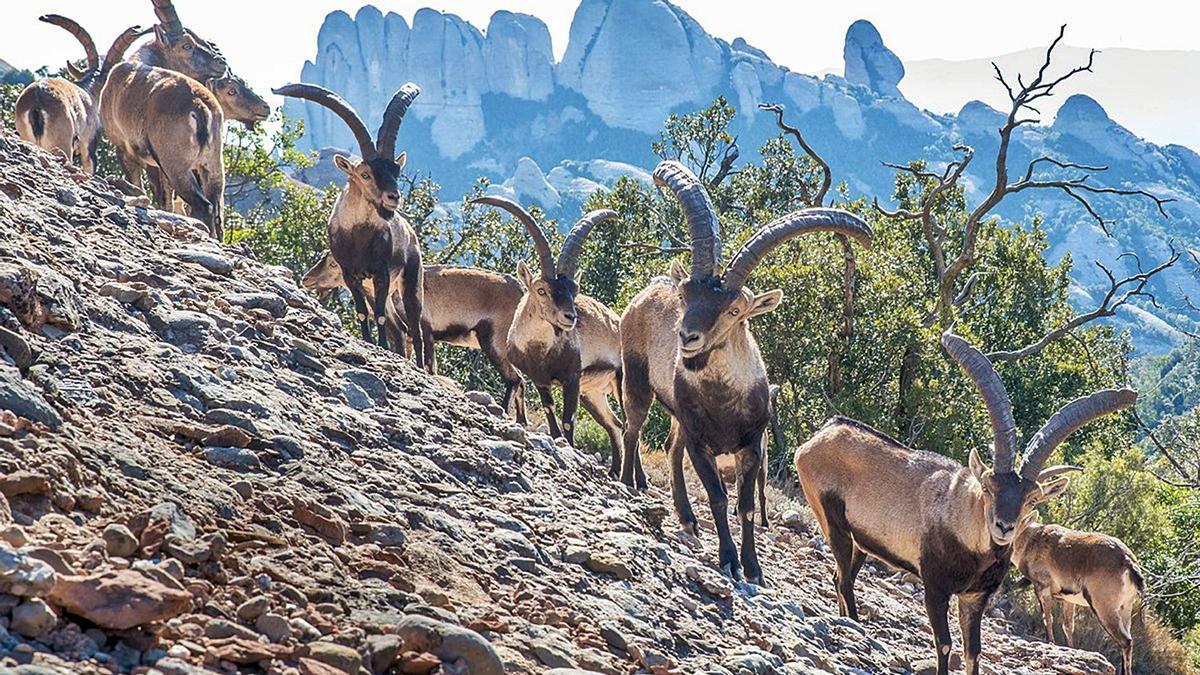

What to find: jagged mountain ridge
left=287, top=1, right=1200, bottom=354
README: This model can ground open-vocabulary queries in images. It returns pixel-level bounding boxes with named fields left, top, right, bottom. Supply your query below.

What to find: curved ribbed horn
left=151, top=0, right=184, bottom=39
left=1019, top=389, right=1136, bottom=480
left=375, top=82, right=420, bottom=160
left=653, top=160, right=721, bottom=278
left=942, top=332, right=1018, bottom=473
left=40, top=15, right=99, bottom=74
left=471, top=196, right=555, bottom=278
left=272, top=84, right=376, bottom=160
left=722, top=208, right=873, bottom=289
left=556, top=209, right=618, bottom=276
left=64, top=60, right=86, bottom=81
left=98, top=26, right=143, bottom=85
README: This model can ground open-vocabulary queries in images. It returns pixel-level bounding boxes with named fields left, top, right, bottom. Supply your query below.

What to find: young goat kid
left=794, top=332, right=1137, bottom=675
left=472, top=197, right=624, bottom=474
left=302, top=253, right=528, bottom=424
left=1014, top=513, right=1145, bottom=674
left=620, top=160, right=872, bottom=583
left=14, top=17, right=141, bottom=174
left=274, top=83, right=425, bottom=363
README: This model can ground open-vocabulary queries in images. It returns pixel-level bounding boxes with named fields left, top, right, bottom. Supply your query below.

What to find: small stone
left=236, top=595, right=270, bottom=622
left=366, top=523, right=406, bottom=548
left=231, top=481, right=253, bottom=500
left=0, top=471, right=50, bottom=497
left=255, top=612, right=292, bottom=643
left=205, top=617, right=260, bottom=641
left=202, top=446, right=262, bottom=472
left=102, top=524, right=139, bottom=558
left=203, top=425, right=253, bottom=448
left=305, top=641, right=362, bottom=673
left=583, top=553, right=632, bottom=580
left=11, top=598, right=57, bottom=637
left=0, top=524, right=27, bottom=547
left=686, top=564, right=733, bottom=599
left=366, top=634, right=402, bottom=673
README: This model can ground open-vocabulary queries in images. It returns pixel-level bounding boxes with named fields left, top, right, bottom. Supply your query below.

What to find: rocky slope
left=0, top=134, right=1122, bottom=674
left=287, top=1, right=1200, bottom=354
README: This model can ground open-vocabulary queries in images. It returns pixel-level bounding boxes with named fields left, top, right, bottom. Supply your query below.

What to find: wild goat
left=620, top=160, right=872, bottom=583
left=1014, top=514, right=1144, bottom=674
left=794, top=331, right=1137, bottom=675
left=130, top=0, right=227, bottom=81
left=207, top=73, right=270, bottom=128
left=471, top=197, right=624, bottom=474
left=100, top=61, right=226, bottom=238
left=274, top=83, right=426, bottom=363
left=13, top=17, right=141, bottom=174
left=302, top=252, right=528, bottom=424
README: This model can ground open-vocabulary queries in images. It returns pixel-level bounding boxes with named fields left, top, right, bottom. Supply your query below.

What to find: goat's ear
left=395, top=151, right=407, bottom=172
left=969, top=447, right=989, bottom=481
left=1035, top=476, right=1072, bottom=503
left=154, top=24, right=173, bottom=46
left=334, top=155, right=355, bottom=176
left=746, top=289, right=784, bottom=319
left=516, top=261, right=534, bottom=290
left=668, top=259, right=687, bottom=285
left=573, top=269, right=582, bottom=286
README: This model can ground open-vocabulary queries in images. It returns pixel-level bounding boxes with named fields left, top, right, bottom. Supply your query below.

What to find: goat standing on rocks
left=302, top=254, right=528, bottom=424
left=100, top=61, right=228, bottom=238
left=794, top=331, right=1137, bottom=675
left=620, top=160, right=873, bottom=583
left=471, top=197, right=624, bottom=474
left=274, top=83, right=426, bottom=362
left=1014, top=513, right=1145, bottom=674
left=14, top=17, right=141, bottom=174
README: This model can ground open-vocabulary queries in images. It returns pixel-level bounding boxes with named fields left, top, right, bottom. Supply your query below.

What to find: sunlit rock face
left=843, top=19, right=904, bottom=97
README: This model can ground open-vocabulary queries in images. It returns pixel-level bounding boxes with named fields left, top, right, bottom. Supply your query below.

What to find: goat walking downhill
left=1014, top=516, right=1145, bottom=674
left=472, top=197, right=623, bottom=473
left=100, top=61, right=227, bottom=238
left=620, top=160, right=872, bottom=584
left=274, top=83, right=426, bottom=365
left=794, top=331, right=1137, bottom=675
left=14, top=16, right=141, bottom=174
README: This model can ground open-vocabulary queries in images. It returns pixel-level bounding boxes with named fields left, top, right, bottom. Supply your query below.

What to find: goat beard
left=375, top=204, right=396, bottom=219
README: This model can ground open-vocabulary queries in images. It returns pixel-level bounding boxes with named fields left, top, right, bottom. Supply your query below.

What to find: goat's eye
left=183, top=43, right=193, bottom=51
left=537, top=288, right=546, bottom=296
left=729, top=308, right=740, bottom=317
left=360, top=171, right=369, bottom=179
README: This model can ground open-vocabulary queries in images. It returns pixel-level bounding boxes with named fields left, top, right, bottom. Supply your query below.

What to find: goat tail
left=191, top=106, right=212, bottom=149
left=28, top=107, right=46, bottom=139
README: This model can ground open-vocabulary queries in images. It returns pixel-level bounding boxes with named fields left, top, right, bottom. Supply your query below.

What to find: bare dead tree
left=874, top=25, right=1174, bottom=335
left=760, top=102, right=857, bottom=395
left=987, top=249, right=1180, bottom=361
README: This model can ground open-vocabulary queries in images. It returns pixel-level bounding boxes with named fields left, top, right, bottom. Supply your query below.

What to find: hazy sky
left=3, top=1, right=1196, bottom=126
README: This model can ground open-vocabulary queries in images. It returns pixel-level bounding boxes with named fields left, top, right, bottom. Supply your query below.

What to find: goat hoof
left=722, top=563, right=743, bottom=582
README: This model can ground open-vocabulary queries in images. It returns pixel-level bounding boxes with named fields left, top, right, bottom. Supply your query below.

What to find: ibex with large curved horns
left=130, top=0, right=227, bottom=81
left=274, top=83, right=426, bottom=364
left=620, top=160, right=872, bottom=584
left=13, top=17, right=141, bottom=174
left=471, top=197, right=625, bottom=474
left=1013, top=513, right=1144, bottom=675
left=794, top=331, right=1137, bottom=675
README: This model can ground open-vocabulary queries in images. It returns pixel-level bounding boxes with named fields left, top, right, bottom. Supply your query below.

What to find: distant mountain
left=902, top=46, right=1200, bottom=151
left=287, top=0, right=1200, bottom=354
